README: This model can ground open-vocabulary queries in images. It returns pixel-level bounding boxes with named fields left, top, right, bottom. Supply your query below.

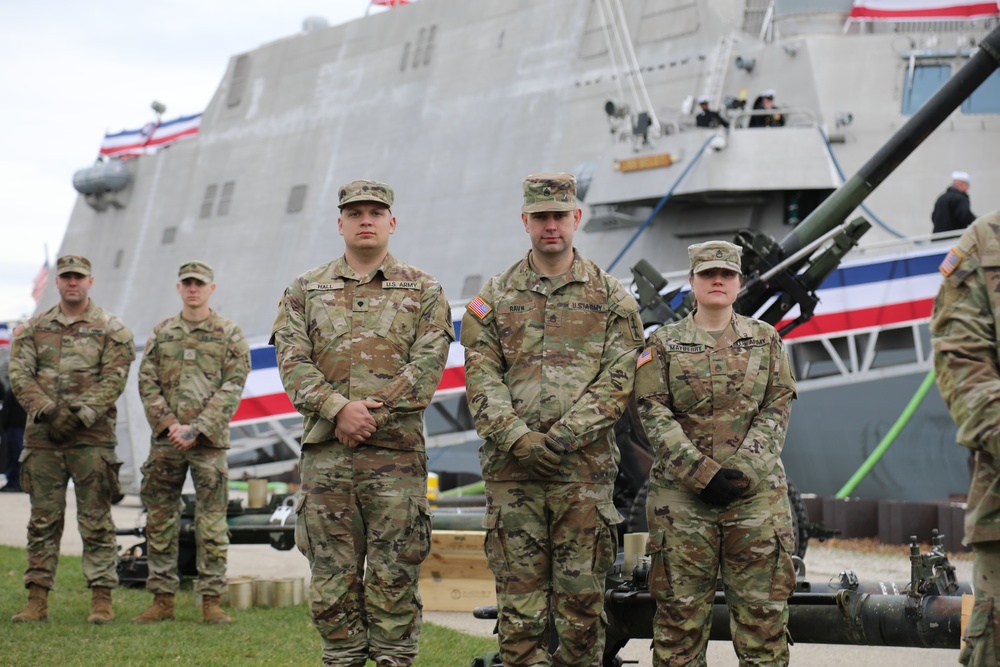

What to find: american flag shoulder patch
left=467, top=296, right=492, bottom=320
left=939, top=248, right=963, bottom=277
left=12, top=323, right=26, bottom=338
left=636, top=347, right=653, bottom=369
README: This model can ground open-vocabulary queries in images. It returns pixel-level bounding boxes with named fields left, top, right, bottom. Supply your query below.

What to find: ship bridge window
left=287, top=185, right=308, bottom=213
left=217, top=181, right=235, bottom=216
left=962, top=69, right=1000, bottom=114
left=200, top=184, right=218, bottom=219
left=227, top=55, right=250, bottom=108
left=902, top=64, right=950, bottom=115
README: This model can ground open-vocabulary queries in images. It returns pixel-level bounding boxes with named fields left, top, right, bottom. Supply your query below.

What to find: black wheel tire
left=626, top=478, right=649, bottom=534
left=787, top=478, right=809, bottom=559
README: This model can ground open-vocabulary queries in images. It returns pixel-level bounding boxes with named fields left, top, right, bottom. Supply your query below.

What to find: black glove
left=512, top=432, right=562, bottom=478
left=699, top=468, right=746, bottom=507
left=49, top=405, right=83, bottom=444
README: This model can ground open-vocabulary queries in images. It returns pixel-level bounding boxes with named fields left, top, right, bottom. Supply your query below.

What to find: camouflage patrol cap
left=688, top=241, right=742, bottom=274
left=56, top=255, right=92, bottom=277
left=522, top=172, right=577, bottom=213
left=338, top=180, right=394, bottom=209
left=178, top=260, right=214, bottom=283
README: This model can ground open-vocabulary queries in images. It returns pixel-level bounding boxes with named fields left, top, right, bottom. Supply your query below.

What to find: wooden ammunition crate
left=419, top=530, right=496, bottom=612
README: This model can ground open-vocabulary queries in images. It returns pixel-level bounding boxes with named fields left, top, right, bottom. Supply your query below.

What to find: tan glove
left=512, top=432, right=562, bottom=478
left=49, top=405, right=83, bottom=444
left=36, top=403, right=58, bottom=423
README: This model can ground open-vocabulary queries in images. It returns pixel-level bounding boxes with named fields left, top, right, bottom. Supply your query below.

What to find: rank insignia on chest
left=636, top=347, right=653, bottom=369
left=939, top=248, right=963, bottom=277
left=184, top=349, right=197, bottom=361
left=467, top=296, right=492, bottom=320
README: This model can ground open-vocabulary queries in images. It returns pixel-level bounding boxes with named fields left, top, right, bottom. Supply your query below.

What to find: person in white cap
left=749, top=89, right=784, bottom=128
left=695, top=94, right=729, bottom=129
left=932, top=171, right=976, bottom=234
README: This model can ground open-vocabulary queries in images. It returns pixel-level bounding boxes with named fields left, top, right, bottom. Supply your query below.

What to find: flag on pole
left=31, top=259, right=49, bottom=303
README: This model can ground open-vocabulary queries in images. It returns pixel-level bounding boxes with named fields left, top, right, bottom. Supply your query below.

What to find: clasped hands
left=39, top=404, right=83, bottom=444
left=700, top=468, right=748, bottom=506
left=512, top=432, right=564, bottom=478
left=335, top=399, right=384, bottom=448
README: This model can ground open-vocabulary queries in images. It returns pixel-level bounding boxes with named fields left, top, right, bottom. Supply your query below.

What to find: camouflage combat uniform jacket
left=931, top=211, right=1000, bottom=545
left=139, top=311, right=251, bottom=449
left=635, top=312, right=796, bottom=493
left=9, top=301, right=135, bottom=449
left=462, top=250, right=644, bottom=484
left=271, top=253, right=454, bottom=450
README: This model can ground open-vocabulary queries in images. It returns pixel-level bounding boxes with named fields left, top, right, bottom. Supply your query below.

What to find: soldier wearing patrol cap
left=462, top=172, right=644, bottom=665
left=132, top=260, right=250, bottom=625
left=9, top=254, right=135, bottom=624
left=931, top=211, right=1000, bottom=664
left=635, top=240, right=798, bottom=666
left=271, top=180, right=453, bottom=666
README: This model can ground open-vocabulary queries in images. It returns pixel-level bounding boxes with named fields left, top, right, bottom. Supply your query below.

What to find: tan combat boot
left=201, top=595, right=232, bottom=624
left=131, top=593, right=175, bottom=624
left=87, top=586, right=115, bottom=624
left=11, top=584, right=49, bottom=623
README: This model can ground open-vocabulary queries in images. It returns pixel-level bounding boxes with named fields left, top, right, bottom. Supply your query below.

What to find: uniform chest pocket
left=668, top=352, right=710, bottom=413
left=376, top=290, right=421, bottom=350
left=495, top=301, right=541, bottom=364
left=712, top=343, right=768, bottom=404
left=307, top=290, right=350, bottom=346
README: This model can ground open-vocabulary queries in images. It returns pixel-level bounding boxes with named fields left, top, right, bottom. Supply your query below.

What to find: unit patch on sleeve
left=939, top=248, right=964, bottom=277
left=467, top=296, right=493, bottom=320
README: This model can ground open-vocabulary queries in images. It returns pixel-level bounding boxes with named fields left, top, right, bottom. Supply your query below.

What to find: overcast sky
left=0, top=0, right=385, bottom=322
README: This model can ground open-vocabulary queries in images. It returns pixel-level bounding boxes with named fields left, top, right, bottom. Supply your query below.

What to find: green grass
left=0, top=545, right=498, bottom=666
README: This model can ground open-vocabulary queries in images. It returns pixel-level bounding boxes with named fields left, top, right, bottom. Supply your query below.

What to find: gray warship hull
left=50, top=0, right=1000, bottom=500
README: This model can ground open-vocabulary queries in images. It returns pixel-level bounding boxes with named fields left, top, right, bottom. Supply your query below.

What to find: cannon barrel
left=779, top=25, right=1000, bottom=259
left=600, top=589, right=966, bottom=649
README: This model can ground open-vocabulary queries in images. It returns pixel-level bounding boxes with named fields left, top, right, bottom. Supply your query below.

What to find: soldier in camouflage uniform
left=930, top=211, right=1000, bottom=666
left=634, top=241, right=797, bottom=666
left=462, top=173, right=643, bottom=666
left=270, top=180, right=453, bottom=667
left=9, top=255, right=135, bottom=624
left=132, top=261, right=250, bottom=625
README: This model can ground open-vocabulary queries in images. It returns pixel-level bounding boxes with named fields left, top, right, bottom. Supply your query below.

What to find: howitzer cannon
left=472, top=531, right=970, bottom=666
left=115, top=492, right=489, bottom=586
left=633, top=24, right=1000, bottom=334
left=572, top=20, right=1000, bottom=667
left=116, top=493, right=299, bottom=587
left=619, top=20, right=1000, bottom=544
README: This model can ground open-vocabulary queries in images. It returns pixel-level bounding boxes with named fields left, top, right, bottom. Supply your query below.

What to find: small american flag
left=31, top=259, right=49, bottom=303
left=939, top=248, right=963, bottom=277
left=467, top=296, right=492, bottom=320
left=637, top=347, right=653, bottom=369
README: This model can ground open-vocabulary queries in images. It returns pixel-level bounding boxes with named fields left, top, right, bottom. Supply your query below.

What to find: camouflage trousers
left=645, top=480, right=795, bottom=667
left=296, top=441, right=431, bottom=667
left=19, top=446, right=122, bottom=589
left=483, top=480, right=621, bottom=667
left=960, top=540, right=1000, bottom=666
left=139, top=444, right=229, bottom=596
